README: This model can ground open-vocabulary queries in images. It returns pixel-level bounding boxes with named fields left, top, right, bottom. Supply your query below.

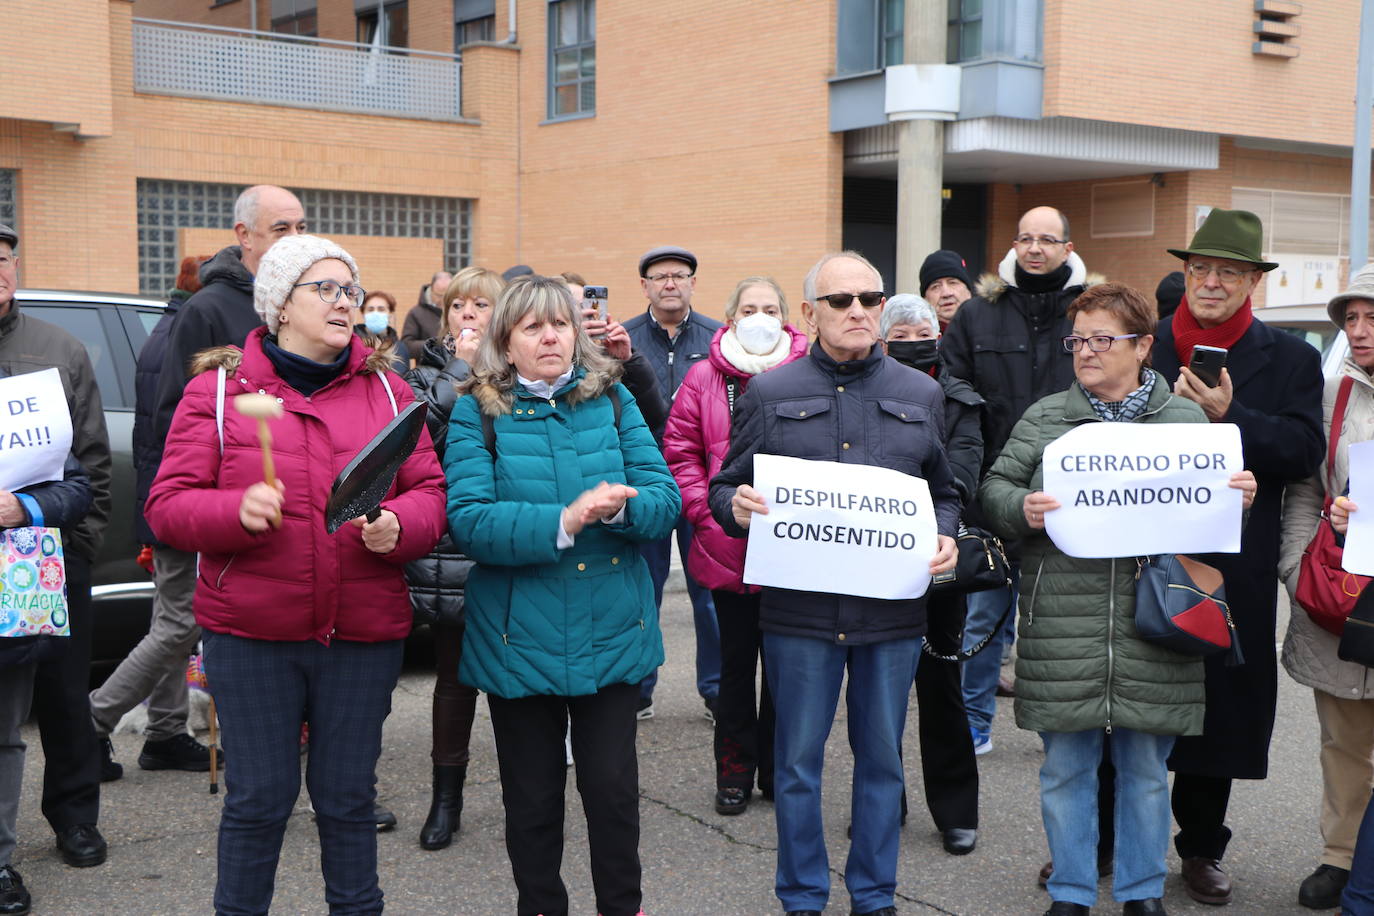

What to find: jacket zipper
left=215, top=555, right=235, bottom=589
left=1105, top=557, right=1116, bottom=735
left=1026, top=556, right=1046, bottom=626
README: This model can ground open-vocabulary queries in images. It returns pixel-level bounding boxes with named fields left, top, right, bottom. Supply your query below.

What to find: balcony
left=132, top=19, right=465, bottom=122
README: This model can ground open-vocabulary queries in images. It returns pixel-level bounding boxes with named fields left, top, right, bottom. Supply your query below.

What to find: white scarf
left=719, top=326, right=793, bottom=376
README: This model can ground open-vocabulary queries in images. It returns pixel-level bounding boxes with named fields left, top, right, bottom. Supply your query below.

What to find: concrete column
left=894, top=0, right=948, bottom=294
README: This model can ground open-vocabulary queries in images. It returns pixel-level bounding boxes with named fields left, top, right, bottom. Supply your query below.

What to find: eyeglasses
left=1013, top=235, right=1067, bottom=248
left=815, top=291, right=885, bottom=309
left=647, top=271, right=693, bottom=285
left=1185, top=261, right=1255, bottom=284
left=1062, top=334, right=1139, bottom=353
left=293, top=280, right=366, bottom=306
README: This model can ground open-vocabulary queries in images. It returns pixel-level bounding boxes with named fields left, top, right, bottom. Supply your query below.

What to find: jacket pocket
left=971, top=340, right=1027, bottom=395
left=770, top=398, right=836, bottom=458
left=874, top=399, right=932, bottom=470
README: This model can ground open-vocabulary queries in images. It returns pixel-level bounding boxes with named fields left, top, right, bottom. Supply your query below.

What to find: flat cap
left=0, top=223, right=17, bottom=248
left=638, top=245, right=697, bottom=277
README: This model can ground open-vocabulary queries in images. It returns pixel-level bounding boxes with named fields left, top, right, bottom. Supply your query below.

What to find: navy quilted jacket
left=445, top=367, right=681, bottom=698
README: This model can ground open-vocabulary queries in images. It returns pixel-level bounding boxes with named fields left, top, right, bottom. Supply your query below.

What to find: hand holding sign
left=731, top=484, right=769, bottom=529
left=0, top=368, right=73, bottom=493
left=1023, top=491, right=1061, bottom=529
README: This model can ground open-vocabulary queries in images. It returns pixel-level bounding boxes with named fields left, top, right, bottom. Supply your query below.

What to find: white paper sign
left=1341, top=440, right=1374, bottom=575
left=0, top=368, right=73, bottom=493
left=742, top=454, right=938, bottom=600
left=1041, top=422, right=1244, bottom=558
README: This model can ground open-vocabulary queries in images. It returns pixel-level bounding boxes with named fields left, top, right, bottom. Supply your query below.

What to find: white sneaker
left=972, top=727, right=993, bottom=756
left=635, top=699, right=654, bottom=720
left=564, top=719, right=574, bottom=767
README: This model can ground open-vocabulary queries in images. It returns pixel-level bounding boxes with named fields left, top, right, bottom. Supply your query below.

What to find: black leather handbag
left=930, top=523, right=1012, bottom=597
left=1338, top=585, right=1374, bottom=667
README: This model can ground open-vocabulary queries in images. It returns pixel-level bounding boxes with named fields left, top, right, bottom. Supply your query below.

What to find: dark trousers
left=431, top=622, right=479, bottom=767
left=487, top=682, right=642, bottom=916
left=34, top=552, right=99, bottom=832
left=1172, top=772, right=1233, bottom=860
left=1342, top=791, right=1374, bottom=915
left=914, top=591, right=978, bottom=830
left=203, top=632, right=403, bottom=916
left=712, top=589, right=774, bottom=794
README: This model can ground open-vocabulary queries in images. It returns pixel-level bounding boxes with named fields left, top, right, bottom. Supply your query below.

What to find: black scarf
left=263, top=335, right=351, bottom=396
left=1013, top=262, right=1073, bottom=294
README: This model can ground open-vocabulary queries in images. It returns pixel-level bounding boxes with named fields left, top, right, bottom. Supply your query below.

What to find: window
left=880, top=0, right=904, bottom=66
left=947, top=0, right=983, bottom=62
left=548, top=0, right=595, bottom=118
left=1090, top=180, right=1155, bottom=238
left=0, top=170, right=15, bottom=236
left=456, top=15, right=495, bottom=47
left=357, top=1, right=408, bottom=49
left=271, top=0, right=317, bottom=36
left=135, top=180, right=473, bottom=297
left=19, top=306, right=123, bottom=408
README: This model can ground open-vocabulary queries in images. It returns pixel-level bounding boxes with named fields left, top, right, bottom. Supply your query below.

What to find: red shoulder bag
left=1296, top=375, right=1372, bottom=635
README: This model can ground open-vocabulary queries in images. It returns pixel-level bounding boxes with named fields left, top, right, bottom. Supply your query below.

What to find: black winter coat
left=400, top=288, right=441, bottom=356
left=132, top=288, right=187, bottom=545
left=1153, top=315, right=1324, bottom=779
left=403, top=338, right=473, bottom=629
left=709, top=343, right=962, bottom=645
left=940, top=260, right=1090, bottom=472
left=622, top=307, right=723, bottom=439
left=618, top=351, right=669, bottom=436
left=938, top=372, right=984, bottom=502
left=151, top=246, right=260, bottom=449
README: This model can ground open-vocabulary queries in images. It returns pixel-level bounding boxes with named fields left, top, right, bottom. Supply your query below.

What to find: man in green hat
left=1150, top=207, right=1325, bottom=906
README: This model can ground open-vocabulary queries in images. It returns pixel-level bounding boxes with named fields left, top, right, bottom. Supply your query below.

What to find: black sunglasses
left=815, top=291, right=885, bottom=309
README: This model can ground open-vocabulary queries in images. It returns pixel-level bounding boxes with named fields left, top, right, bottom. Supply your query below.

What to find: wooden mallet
left=233, top=393, right=284, bottom=528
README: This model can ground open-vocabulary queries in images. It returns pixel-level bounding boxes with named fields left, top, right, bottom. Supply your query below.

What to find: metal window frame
left=878, top=0, right=903, bottom=67
left=948, top=0, right=984, bottom=62
left=547, top=0, right=595, bottom=119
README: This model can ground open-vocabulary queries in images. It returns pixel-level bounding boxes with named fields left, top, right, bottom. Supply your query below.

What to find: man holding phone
left=1151, top=208, right=1325, bottom=906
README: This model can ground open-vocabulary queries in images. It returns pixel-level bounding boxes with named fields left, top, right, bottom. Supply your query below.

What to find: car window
left=135, top=310, right=162, bottom=337
left=20, top=305, right=126, bottom=409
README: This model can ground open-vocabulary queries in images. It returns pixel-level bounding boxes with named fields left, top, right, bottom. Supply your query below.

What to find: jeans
left=960, top=563, right=1020, bottom=733
left=638, top=519, right=719, bottom=701
left=203, top=632, right=403, bottom=916
left=1040, top=727, right=1176, bottom=906
left=90, top=545, right=199, bottom=741
left=764, top=631, right=920, bottom=914
left=1342, top=790, right=1374, bottom=915
left=487, top=683, right=642, bottom=916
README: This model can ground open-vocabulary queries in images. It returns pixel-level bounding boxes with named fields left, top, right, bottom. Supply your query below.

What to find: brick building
left=1, top=0, right=1368, bottom=323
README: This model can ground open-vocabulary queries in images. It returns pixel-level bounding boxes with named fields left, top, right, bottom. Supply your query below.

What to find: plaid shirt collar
left=1083, top=369, right=1155, bottom=422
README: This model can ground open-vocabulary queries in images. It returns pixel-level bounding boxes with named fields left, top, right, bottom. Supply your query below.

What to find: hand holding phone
left=1189, top=345, right=1228, bottom=388
left=582, top=285, right=609, bottom=339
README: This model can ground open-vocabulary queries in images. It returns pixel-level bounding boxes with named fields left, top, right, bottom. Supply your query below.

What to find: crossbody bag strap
left=1326, top=375, right=1357, bottom=509
left=378, top=372, right=399, bottom=418
left=215, top=367, right=226, bottom=455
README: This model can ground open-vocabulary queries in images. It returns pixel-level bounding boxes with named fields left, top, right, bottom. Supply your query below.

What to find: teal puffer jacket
left=445, top=367, right=681, bottom=699
left=978, top=372, right=1208, bottom=736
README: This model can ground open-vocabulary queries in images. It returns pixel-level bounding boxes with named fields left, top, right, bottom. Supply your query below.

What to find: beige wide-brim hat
left=1327, top=262, right=1374, bottom=328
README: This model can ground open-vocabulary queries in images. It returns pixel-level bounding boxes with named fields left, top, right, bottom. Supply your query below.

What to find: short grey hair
left=802, top=251, right=884, bottom=302
left=233, top=186, right=262, bottom=231
left=880, top=294, right=938, bottom=339
left=469, top=275, right=618, bottom=389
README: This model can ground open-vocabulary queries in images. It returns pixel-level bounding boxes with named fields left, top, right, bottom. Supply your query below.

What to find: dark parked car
left=17, top=289, right=166, bottom=682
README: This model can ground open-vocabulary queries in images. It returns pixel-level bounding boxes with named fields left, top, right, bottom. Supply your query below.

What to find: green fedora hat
left=1167, top=208, right=1278, bottom=272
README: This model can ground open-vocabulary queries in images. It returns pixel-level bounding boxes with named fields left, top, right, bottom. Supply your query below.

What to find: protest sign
left=1041, top=422, right=1243, bottom=558
left=1341, top=440, right=1374, bottom=575
left=742, top=454, right=938, bottom=600
left=0, top=368, right=73, bottom=493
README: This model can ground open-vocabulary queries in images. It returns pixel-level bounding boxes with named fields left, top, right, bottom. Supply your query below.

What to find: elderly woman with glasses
left=979, top=283, right=1256, bottom=916
left=444, top=274, right=680, bottom=916
left=146, top=235, right=446, bottom=915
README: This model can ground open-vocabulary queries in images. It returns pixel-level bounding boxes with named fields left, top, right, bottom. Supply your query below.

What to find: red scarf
left=1172, top=294, right=1253, bottom=366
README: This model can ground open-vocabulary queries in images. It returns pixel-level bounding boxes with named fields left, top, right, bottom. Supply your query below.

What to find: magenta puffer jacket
left=663, top=323, right=809, bottom=592
left=145, top=327, right=446, bottom=644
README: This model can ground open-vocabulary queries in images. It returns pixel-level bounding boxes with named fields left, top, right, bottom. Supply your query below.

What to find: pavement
left=13, top=574, right=1335, bottom=915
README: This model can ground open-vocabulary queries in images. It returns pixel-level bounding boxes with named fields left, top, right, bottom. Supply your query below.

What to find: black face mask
left=887, top=339, right=939, bottom=372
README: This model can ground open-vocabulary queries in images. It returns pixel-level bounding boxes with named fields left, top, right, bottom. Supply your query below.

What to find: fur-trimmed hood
left=975, top=248, right=1102, bottom=303
left=188, top=338, right=395, bottom=378
left=468, top=363, right=623, bottom=418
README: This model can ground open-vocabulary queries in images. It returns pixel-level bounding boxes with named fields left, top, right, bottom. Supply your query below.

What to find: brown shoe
left=1038, top=861, right=1053, bottom=887
left=1182, top=857, right=1233, bottom=905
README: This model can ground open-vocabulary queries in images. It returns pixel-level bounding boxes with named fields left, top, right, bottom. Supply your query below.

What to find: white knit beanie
left=253, top=234, right=361, bottom=334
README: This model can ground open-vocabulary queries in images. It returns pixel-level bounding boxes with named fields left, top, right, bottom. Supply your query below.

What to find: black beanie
left=1155, top=271, right=1186, bottom=319
left=919, top=249, right=974, bottom=296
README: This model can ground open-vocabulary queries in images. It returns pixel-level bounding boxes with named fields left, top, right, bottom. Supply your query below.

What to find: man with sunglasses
left=710, top=250, right=960, bottom=916
left=940, top=206, right=1099, bottom=760
left=1151, top=208, right=1324, bottom=906
left=91, top=186, right=307, bottom=785
left=622, top=246, right=724, bottom=721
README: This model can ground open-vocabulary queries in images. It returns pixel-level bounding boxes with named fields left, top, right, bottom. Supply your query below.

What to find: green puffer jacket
left=978, top=371, right=1208, bottom=736
left=445, top=365, right=681, bottom=699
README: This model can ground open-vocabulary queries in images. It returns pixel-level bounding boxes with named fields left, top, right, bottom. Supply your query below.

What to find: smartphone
left=1189, top=345, right=1228, bottom=388
left=583, top=286, right=608, bottom=322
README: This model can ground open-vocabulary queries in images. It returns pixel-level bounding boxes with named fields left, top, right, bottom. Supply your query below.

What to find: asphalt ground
left=12, top=574, right=1335, bottom=915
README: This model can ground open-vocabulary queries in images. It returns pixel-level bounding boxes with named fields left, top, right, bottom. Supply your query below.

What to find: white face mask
left=734, top=313, right=783, bottom=355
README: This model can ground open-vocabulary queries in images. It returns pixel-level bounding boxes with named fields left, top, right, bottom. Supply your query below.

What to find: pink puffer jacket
left=663, top=323, right=809, bottom=592
left=146, top=327, right=446, bottom=644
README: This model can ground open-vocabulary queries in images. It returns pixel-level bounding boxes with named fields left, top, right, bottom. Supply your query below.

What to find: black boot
left=419, top=765, right=466, bottom=850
